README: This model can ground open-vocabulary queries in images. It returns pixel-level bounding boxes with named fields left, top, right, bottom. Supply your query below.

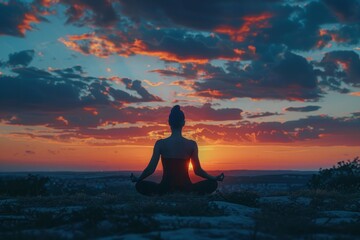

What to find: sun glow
left=188, top=162, right=193, bottom=171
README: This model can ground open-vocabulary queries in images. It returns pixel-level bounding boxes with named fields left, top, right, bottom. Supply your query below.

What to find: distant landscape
left=1, top=162, right=359, bottom=240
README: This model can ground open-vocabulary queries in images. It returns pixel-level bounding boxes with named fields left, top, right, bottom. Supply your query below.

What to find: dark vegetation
left=308, top=157, right=360, bottom=192
left=0, top=174, right=49, bottom=196
left=254, top=157, right=360, bottom=239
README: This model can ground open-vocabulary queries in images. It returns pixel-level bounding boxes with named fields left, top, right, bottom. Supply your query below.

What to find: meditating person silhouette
left=130, top=105, right=224, bottom=196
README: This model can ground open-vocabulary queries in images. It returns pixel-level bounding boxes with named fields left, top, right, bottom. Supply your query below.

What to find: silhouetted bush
left=308, top=157, right=360, bottom=192
left=0, top=174, right=49, bottom=196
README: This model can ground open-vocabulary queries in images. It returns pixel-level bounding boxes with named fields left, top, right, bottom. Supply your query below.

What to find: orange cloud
left=59, top=33, right=241, bottom=63
left=40, top=0, right=59, bottom=7
left=214, top=13, right=272, bottom=42
left=248, top=45, right=256, bottom=54
left=56, top=116, right=69, bottom=126
left=143, top=79, right=164, bottom=87
left=336, top=60, right=349, bottom=71
left=18, top=13, right=40, bottom=36
left=59, top=33, right=134, bottom=58
left=83, top=107, right=99, bottom=115
left=349, top=91, right=360, bottom=96
left=193, top=90, right=226, bottom=98
left=318, top=29, right=347, bottom=44
left=170, top=80, right=196, bottom=91
left=319, top=29, right=327, bottom=36
left=131, top=39, right=208, bottom=63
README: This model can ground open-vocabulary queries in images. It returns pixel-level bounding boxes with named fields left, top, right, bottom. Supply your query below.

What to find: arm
left=131, top=140, right=161, bottom=182
left=191, top=141, right=224, bottom=181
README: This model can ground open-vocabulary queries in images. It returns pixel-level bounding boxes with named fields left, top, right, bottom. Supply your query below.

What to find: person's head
left=168, top=105, right=185, bottom=130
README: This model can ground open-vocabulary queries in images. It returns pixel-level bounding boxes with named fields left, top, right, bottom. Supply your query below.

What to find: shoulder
left=185, top=138, right=197, bottom=147
left=154, top=139, right=164, bottom=152
left=155, top=139, right=164, bottom=145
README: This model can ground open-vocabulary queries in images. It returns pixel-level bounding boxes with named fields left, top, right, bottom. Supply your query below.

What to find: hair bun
left=169, top=105, right=185, bottom=129
left=172, top=105, right=181, bottom=112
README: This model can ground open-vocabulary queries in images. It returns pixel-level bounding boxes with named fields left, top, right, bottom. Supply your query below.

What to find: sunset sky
left=0, top=0, right=359, bottom=171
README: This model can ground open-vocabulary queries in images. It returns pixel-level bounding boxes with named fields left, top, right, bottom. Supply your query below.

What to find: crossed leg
left=135, top=180, right=162, bottom=196
left=136, top=179, right=218, bottom=196
left=190, top=180, right=218, bottom=194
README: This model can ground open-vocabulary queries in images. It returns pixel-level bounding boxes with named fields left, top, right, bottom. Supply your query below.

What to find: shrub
left=308, top=157, right=360, bottom=192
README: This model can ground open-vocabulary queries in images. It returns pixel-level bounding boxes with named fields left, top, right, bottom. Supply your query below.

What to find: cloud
left=59, top=29, right=241, bottom=63
left=214, top=12, right=273, bottom=42
left=120, top=78, right=163, bottom=102
left=58, top=33, right=130, bottom=58
left=284, top=106, right=322, bottom=112
left=352, top=112, right=360, bottom=117
left=319, top=50, right=360, bottom=87
left=149, top=63, right=217, bottom=80
left=0, top=103, right=243, bottom=130
left=57, top=0, right=118, bottom=27
left=0, top=1, right=47, bottom=37
left=25, top=150, right=35, bottom=155
left=189, top=114, right=360, bottom=145
left=154, top=49, right=360, bottom=102
left=245, top=111, right=282, bottom=119
left=12, top=113, right=360, bottom=146
left=51, top=0, right=360, bottom=72
left=0, top=63, right=162, bottom=113
left=0, top=52, right=242, bottom=129
left=323, top=0, right=360, bottom=23
left=5, top=0, right=360, bottom=57
left=169, top=50, right=322, bottom=101
left=115, top=0, right=358, bottom=52
left=183, top=103, right=243, bottom=122
left=7, top=50, right=35, bottom=67
left=143, top=80, right=164, bottom=87
left=118, top=0, right=277, bottom=30
left=349, top=91, right=360, bottom=96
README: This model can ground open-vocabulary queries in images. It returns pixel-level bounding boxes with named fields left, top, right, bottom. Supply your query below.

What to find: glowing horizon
left=1, top=132, right=359, bottom=171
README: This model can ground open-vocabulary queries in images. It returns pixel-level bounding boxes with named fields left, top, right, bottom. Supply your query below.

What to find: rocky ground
left=0, top=172, right=359, bottom=239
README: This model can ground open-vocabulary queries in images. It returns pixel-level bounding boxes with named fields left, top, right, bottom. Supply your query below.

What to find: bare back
left=157, top=136, right=195, bottom=188
left=159, top=136, right=195, bottom=160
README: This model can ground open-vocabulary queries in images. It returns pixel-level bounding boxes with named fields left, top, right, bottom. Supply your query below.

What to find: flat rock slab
left=105, top=228, right=261, bottom=240
left=315, top=210, right=360, bottom=225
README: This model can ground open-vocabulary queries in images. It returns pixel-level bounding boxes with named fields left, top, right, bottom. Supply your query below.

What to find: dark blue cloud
left=7, top=50, right=35, bottom=67
left=0, top=65, right=162, bottom=112
left=173, top=50, right=322, bottom=101
left=61, top=0, right=118, bottom=27
left=245, top=112, right=282, bottom=119
left=119, top=0, right=282, bottom=30
left=0, top=103, right=243, bottom=130
left=0, top=1, right=47, bottom=37
left=15, top=113, right=360, bottom=145
left=319, top=50, right=360, bottom=87
left=284, top=106, right=321, bottom=112
left=323, top=0, right=360, bottom=23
